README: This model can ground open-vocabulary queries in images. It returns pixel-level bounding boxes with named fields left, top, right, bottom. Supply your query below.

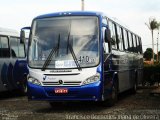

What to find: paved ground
left=0, top=87, right=160, bottom=120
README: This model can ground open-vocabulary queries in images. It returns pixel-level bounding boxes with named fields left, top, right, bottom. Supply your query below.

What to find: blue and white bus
left=0, top=27, right=28, bottom=93
left=24, top=11, right=143, bottom=106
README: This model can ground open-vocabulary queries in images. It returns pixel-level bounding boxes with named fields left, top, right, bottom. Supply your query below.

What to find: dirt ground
left=0, top=87, right=160, bottom=120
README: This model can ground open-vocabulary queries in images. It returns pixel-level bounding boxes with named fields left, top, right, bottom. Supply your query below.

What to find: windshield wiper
left=41, top=34, right=60, bottom=71
left=69, top=44, right=82, bottom=71
left=67, top=33, right=82, bottom=71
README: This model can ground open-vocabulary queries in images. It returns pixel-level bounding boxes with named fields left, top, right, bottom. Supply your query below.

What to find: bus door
left=103, top=27, right=112, bottom=99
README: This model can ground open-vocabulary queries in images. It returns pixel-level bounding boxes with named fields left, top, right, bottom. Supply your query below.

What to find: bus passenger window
left=10, top=37, right=25, bottom=58
left=10, top=37, right=18, bottom=57
left=116, top=25, right=124, bottom=51
left=0, top=36, right=10, bottom=57
left=18, top=43, right=25, bottom=58
left=128, top=32, right=133, bottom=52
left=1, top=37, right=8, bottom=48
left=134, top=35, right=138, bottom=53
left=132, top=34, right=137, bottom=52
left=123, top=29, right=129, bottom=51
left=136, top=36, right=140, bottom=53
left=108, top=21, right=117, bottom=49
left=138, top=37, right=143, bottom=54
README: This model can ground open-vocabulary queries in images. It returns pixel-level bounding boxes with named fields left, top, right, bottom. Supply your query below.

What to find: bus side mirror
left=20, top=27, right=31, bottom=44
left=105, top=28, right=111, bottom=43
left=20, top=30, right=25, bottom=44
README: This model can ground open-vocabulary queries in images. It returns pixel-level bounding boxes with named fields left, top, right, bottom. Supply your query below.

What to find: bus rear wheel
left=132, top=81, right=137, bottom=94
left=132, top=73, right=137, bottom=94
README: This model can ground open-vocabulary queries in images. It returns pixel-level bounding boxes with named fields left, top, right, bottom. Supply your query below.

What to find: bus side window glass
left=0, top=36, right=10, bottom=57
left=134, top=35, right=138, bottom=53
left=108, top=21, right=117, bottom=49
left=132, top=34, right=136, bottom=53
left=10, top=37, right=18, bottom=57
left=116, top=25, right=124, bottom=51
left=18, top=42, right=25, bottom=58
left=123, top=29, right=128, bottom=51
left=1, top=37, right=8, bottom=48
left=131, top=34, right=135, bottom=52
left=128, top=32, right=133, bottom=52
left=139, top=37, right=143, bottom=54
left=136, top=36, right=140, bottom=53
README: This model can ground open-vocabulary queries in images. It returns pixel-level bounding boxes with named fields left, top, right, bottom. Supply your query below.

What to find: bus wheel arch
left=103, top=72, right=119, bottom=107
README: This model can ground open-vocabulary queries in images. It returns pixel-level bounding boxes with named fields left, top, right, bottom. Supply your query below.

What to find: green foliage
left=143, top=48, right=153, bottom=60
left=154, top=51, right=160, bottom=61
left=146, top=18, right=160, bottom=61
left=143, top=64, right=160, bottom=86
left=146, top=48, right=153, bottom=52
left=149, top=19, right=159, bottom=30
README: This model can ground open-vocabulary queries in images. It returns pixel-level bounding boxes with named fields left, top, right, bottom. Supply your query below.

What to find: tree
left=143, top=48, right=153, bottom=61
left=156, top=24, right=160, bottom=61
left=145, top=18, right=159, bottom=62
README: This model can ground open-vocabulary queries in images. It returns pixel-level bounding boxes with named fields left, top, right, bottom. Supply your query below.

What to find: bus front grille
left=42, top=81, right=81, bottom=86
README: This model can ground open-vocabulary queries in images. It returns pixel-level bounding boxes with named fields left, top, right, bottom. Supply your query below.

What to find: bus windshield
left=28, top=16, right=99, bottom=69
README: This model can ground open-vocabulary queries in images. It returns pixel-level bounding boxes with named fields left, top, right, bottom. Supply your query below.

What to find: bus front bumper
left=27, top=81, right=102, bottom=101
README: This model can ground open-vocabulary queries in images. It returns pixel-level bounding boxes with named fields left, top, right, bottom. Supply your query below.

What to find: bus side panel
left=0, top=58, right=28, bottom=92
left=109, top=50, right=140, bottom=93
left=0, top=59, right=15, bottom=91
left=13, top=59, right=28, bottom=89
left=137, top=58, right=143, bottom=85
left=0, top=59, right=7, bottom=91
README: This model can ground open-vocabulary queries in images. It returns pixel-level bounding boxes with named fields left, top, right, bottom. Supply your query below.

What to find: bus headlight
left=28, top=77, right=41, bottom=86
left=82, top=73, right=100, bottom=85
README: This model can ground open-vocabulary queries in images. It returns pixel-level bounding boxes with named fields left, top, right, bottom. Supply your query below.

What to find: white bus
left=0, top=27, right=28, bottom=93
left=22, top=11, right=143, bottom=106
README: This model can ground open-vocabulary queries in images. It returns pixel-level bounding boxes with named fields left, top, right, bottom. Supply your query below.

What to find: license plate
left=54, top=88, right=68, bottom=94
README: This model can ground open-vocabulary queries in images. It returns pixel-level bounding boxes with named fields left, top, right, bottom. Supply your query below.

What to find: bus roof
left=0, top=27, right=19, bottom=37
left=34, top=11, right=103, bottom=19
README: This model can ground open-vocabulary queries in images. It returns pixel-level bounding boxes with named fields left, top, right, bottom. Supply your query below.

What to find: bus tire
left=103, top=79, right=118, bottom=107
left=20, top=76, right=27, bottom=95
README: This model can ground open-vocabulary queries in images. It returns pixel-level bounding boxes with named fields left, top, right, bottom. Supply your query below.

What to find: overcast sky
left=0, top=0, right=160, bottom=51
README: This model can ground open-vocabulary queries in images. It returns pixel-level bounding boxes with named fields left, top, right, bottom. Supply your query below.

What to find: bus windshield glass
left=29, top=16, right=99, bottom=69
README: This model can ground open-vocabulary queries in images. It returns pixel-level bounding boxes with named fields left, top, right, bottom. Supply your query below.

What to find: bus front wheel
left=19, top=76, right=27, bottom=95
left=103, top=80, right=118, bottom=107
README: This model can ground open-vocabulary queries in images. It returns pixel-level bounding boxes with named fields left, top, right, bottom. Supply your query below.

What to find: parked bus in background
left=0, top=27, right=28, bottom=93
left=22, top=11, right=143, bottom=106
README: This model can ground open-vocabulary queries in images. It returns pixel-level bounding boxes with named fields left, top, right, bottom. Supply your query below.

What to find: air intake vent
left=42, top=81, right=81, bottom=86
